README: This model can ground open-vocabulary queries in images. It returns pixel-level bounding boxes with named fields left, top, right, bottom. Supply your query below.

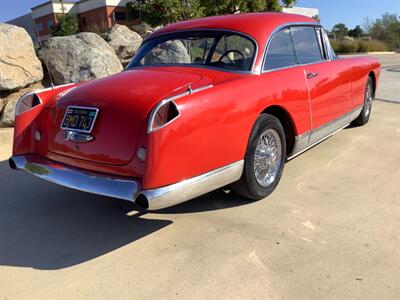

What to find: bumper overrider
left=9, top=155, right=244, bottom=210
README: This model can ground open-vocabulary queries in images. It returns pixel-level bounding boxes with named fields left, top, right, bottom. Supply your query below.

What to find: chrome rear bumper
left=10, top=155, right=141, bottom=201
left=10, top=155, right=243, bottom=210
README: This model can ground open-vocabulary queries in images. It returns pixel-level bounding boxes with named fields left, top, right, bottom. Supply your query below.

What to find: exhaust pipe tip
left=9, top=157, right=17, bottom=170
left=135, top=194, right=149, bottom=210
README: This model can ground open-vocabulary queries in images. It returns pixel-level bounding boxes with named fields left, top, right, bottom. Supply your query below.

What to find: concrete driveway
left=0, top=55, right=399, bottom=299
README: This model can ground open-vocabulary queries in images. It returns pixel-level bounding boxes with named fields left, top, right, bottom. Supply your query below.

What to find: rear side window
left=264, top=29, right=298, bottom=71
left=291, top=27, right=323, bottom=64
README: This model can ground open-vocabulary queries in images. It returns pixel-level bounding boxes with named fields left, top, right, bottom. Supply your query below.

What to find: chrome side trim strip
left=10, top=154, right=243, bottom=211
left=350, top=105, right=363, bottom=122
left=138, top=160, right=244, bottom=210
left=288, top=105, right=363, bottom=160
left=10, top=155, right=141, bottom=201
left=288, top=123, right=350, bottom=160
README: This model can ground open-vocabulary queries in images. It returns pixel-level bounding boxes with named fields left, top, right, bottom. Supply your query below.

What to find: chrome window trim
left=262, top=28, right=299, bottom=72
left=129, top=28, right=259, bottom=75
left=147, top=84, right=213, bottom=133
left=315, top=27, right=328, bottom=60
left=130, top=63, right=257, bottom=75
left=322, top=28, right=337, bottom=60
left=261, top=22, right=331, bottom=74
left=290, top=26, right=325, bottom=64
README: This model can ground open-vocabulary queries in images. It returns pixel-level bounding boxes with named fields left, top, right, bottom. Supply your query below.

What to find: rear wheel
left=352, top=77, right=374, bottom=126
left=232, top=114, right=286, bottom=200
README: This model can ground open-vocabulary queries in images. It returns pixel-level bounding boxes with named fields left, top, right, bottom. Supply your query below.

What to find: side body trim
left=288, top=105, right=363, bottom=160
left=138, top=160, right=244, bottom=210
left=10, top=154, right=243, bottom=211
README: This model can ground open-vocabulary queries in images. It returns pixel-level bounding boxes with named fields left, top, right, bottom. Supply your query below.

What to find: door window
left=264, top=28, right=298, bottom=71
left=291, top=27, right=323, bottom=64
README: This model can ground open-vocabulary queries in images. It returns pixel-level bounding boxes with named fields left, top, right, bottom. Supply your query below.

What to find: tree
left=369, top=13, right=400, bottom=50
left=331, top=23, right=349, bottom=39
left=128, top=0, right=297, bottom=27
left=348, top=25, right=364, bottom=38
left=52, top=14, right=78, bottom=36
left=202, top=0, right=265, bottom=16
left=265, top=0, right=296, bottom=11
left=362, top=16, right=373, bottom=34
left=129, top=0, right=204, bottom=27
left=265, top=0, right=282, bottom=12
left=281, top=0, right=296, bottom=8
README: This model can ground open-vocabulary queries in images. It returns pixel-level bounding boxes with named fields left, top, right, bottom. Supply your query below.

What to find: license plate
left=61, top=106, right=99, bottom=133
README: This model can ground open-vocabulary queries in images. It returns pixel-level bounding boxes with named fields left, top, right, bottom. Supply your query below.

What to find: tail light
left=15, top=93, right=42, bottom=115
left=148, top=99, right=180, bottom=133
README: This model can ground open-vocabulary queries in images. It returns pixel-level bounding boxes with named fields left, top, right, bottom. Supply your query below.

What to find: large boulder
left=0, top=23, right=43, bottom=91
left=0, top=82, right=45, bottom=127
left=144, top=40, right=190, bottom=65
left=38, top=32, right=123, bottom=85
left=105, top=24, right=142, bottom=60
left=0, top=97, right=5, bottom=115
left=129, top=23, right=155, bottom=38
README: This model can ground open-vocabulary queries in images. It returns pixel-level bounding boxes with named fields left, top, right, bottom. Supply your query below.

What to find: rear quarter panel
left=144, top=67, right=310, bottom=189
left=339, top=55, right=381, bottom=108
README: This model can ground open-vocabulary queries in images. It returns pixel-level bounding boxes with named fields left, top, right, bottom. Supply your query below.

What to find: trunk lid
left=46, top=69, right=202, bottom=165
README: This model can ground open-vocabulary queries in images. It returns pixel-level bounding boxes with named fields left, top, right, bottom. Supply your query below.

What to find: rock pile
left=38, top=32, right=123, bottom=85
left=0, top=23, right=44, bottom=126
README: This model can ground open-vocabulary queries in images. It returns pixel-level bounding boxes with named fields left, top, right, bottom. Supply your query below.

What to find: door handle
left=306, top=72, right=319, bottom=79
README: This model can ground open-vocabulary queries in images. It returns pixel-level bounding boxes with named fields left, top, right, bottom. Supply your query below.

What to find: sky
left=0, top=0, right=399, bottom=30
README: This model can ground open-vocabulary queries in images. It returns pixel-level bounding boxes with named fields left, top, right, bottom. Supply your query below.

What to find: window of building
left=47, top=19, right=54, bottom=29
left=290, top=27, right=323, bottom=64
left=82, top=17, right=87, bottom=26
left=113, top=12, right=126, bottom=21
left=36, top=21, right=44, bottom=32
left=264, top=28, right=298, bottom=71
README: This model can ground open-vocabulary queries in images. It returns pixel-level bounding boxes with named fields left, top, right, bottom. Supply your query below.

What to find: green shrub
left=330, top=39, right=388, bottom=53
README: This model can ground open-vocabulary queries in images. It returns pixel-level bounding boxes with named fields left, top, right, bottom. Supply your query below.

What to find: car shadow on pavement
left=156, top=189, right=253, bottom=214
left=0, top=160, right=251, bottom=270
left=0, top=160, right=172, bottom=270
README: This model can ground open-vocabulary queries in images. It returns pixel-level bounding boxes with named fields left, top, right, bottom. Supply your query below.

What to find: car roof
left=150, top=12, right=316, bottom=42
left=148, top=12, right=317, bottom=73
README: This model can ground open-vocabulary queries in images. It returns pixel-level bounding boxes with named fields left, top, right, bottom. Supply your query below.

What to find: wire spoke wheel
left=253, top=129, right=282, bottom=187
left=364, top=82, right=373, bottom=117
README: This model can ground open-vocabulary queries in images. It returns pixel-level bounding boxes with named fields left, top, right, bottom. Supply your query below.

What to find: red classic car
left=10, top=13, right=380, bottom=210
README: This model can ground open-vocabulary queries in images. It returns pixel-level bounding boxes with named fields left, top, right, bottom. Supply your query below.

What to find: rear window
left=264, top=28, right=298, bottom=71
left=291, top=27, right=323, bottom=64
left=128, top=30, right=256, bottom=72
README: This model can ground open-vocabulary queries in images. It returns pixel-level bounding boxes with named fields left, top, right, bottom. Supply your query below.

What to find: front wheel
left=232, top=114, right=286, bottom=200
left=352, top=77, right=374, bottom=126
